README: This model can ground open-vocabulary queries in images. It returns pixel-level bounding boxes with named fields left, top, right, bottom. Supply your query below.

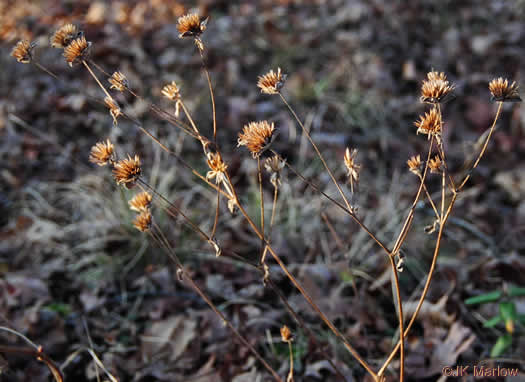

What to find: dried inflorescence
left=280, top=325, right=293, bottom=343
left=238, top=121, right=276, bottom=158
left=344, top=148, right=360, bottom=192
left=257, top=67, right=287, bottom=95
left=108, top=71, right=128, bottom=92
left=105, top=96, right=122, bottom=126
left=177, top=13, right=208, bottom=38
left=63, top=36, right=91, bottom=66
left=11, top=40, right=36, bottom=64
left=415, top=106, right=441, bottom=139
left=265, top=155, right=286, bottom=188
left=206, top=152, right=228, bottom=184
left=51, top=24, right=81, bottom=48
left=489, top=78, right=521, bottom=102
left=113, top=155, right=141, bottom=187
left=89, top=139, right=114, bottom=166
left=161, top=81, right=181, bottom=100
left=428, top=155, right=443, bottom=174
left=133, top=210, right=152, bottom=232
left=420, top=71, right=455, bottom=104
left=129, top=191, right=153, bottom=212
left=407, top=155, right=422, bottom=176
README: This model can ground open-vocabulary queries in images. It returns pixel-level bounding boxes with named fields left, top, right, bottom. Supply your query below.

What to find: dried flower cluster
left=51, top=24, right=81, bottom=48
left=133, top=210, right=152, bottom=232
left=177, top=13, right=208, bottom=38
left=11, top=40, right=35, bottom=64
left=344, top=148, right=360, bottom=193
left=257, top=68, right=286, bottom=95
left=414, top=106, right=441, bottom=139
left=238, top=121, right=276, bottom=158
left=63, top=36, right=91, bottom=66
left=489, top=78, right=521, bottom=102
left=406, top=155, right=422, bottom=176
left=161, top=81, right=181, bottom=100
left=104, top=96, right=122, bottom=126
left=113, top=155, right=141, bottom=187
left=108, top=71, right=128, bottom=92
left=428, top=155, right=443, bottom=174
left=206, top=152, right=228, bottom=185
left=420, top=71, right=455, bottom=104
left=280, top=325, right=292, bottom=343
left=265, top=155, right=286, bottom=188
left=89, top=139, right=114, bottom=166
left=129, top=191, right=153, bottom=212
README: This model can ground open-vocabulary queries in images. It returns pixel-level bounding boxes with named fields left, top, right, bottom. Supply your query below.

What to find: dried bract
left=407, top=155, right=422, bottom=176
left=257, top=67, right=286, bottom=95
left=280, top=325, right=292, bottom=343
left=238, top=121, right=276, bottom=158
left=51, top=24, right=81, bottom=48
left=63, top=36, right=91, bottom=66
left=161, top=81, right=181, bottom=100
left=489, top=78, right=521, bottom=102
left=206, top=152, right=228, bottom=184
left=415, top=106, right=441, bottom=139
left=344, top=148, right=360, bottom=193
left=129, top=191, right=152, bottom=212
left=177, top=13, right=208, bottom=38
left=133, top=210, right=152, bottom=232
left=89, top=139, right=114, bottom=166
left=108, top=71, right=128, bottom=91
left=420, top=71, right=455, bottom=104
left=11, top=40, right=36, bottom=64
left=428, top=155, right=443, bottom=174
left=264, top=155, right=286, bottom=188
left=105, top=96, right=122, bottom=126
left=113, top=155, right=141, bottom=187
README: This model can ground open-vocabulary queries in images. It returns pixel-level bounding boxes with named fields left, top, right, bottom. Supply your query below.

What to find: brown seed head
left=489, top=77, right=521, bottom=102
left=108, top=71, right=128, bottom=91
left=105, top=96, right=122, bottom=126
left=264, top=155, right=286, bottom=188
left=161, top=81, right=181, bottom=100
left=238, top=121, right=276, bottom=158
left=89, top=139, right=114, bottom=166
left=420, top=71, right=455, bottom=103
left=63, top=36, right=91, bottom=66
left=206, top=152, right=228, bottom=184
left=414, top=106, right=441, bottom=139
left=344, top=148, right=360, bottom=193
left=129, top=191, right=153, bottom=212
left=177, top=13, right=208, bottom=38
left=11, top=40, right=36, bottom=64
left=280, top=325, right=292, bottom=343
left=407, top=155, right=422, bottom=176
left=113, top=155, right=141, bottom=186
left=428, top=155, right=443, bottom=174
left=51, top=24, right=80, bottom=48
left=133, top=210, right=152, bottom=232
left=257, top=67, right=286, bottom=95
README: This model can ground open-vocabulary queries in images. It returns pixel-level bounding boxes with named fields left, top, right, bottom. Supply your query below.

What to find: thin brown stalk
left=257, top=157, right=266, bottom=261
left=198, top=47, right=217, bottom=143
left=82, top=60, right=114, bottom=102
left=422, top=183, right=440, bottom=220
left=388, top=255, right=404, bottom=382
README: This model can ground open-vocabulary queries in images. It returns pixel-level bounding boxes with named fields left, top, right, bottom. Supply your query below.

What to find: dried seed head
left=177, top=13, right=208, bottom=38
left=489, top=77, right=521, bottom=102
left=108, top=71, right=128, bottom=91
left=51, top=24, right=81, bottom=48
left=407, top=155, right=422, bottom=176
left=344, top=148, right=360, bottom=193
left=420, top=71, right=455, bottom=104
left=414, top=106, right=441, bottom=139
left=133, top=210, right=152, bottom=232
left=257, top=67, right=287, bottom=95
left=264, top=155, right=286, bottom=188
left=11, top=40, right=36, bottom=64
left=280, top=325, right=292, bottom=343
left=113, top=154, right=141, bottom=187
left=428, top=155, right=443, bottom=174
left=129, top=191, right=152, bottom=212
left=238, top=121, right=276, bottom=158
left=161, top=81, right=181, bottom=100
left=89, top=139, right=114, bottom=166
left=63, top=36, right=91, bottom=66
left=105, top=96, right=122, bottom=126
left=206, top=152, right=228, bottom=184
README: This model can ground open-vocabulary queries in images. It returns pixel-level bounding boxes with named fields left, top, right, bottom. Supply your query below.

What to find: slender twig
left=198, top=44, right=217, bottom=143
left=388, top=255, right=404, bottom=382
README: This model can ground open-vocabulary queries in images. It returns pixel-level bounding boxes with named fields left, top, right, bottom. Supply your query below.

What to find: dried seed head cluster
left=415, top=106, right=441, bottom=139
left=129, top=191, right=152, bottom=212
left=428, top=155, right=443, bottom=174
left=264, top=155, right=286, bottom=188
left=237, top=121, right=276, bottom=158
left=257, top=67, right=286, bottom=95
left=344, top=148, right=360, bottom=193
left=177, top=13, right=208, bottom=38
left=161, top=81, right=181, bottom=100
left=63, top=36, right=91, bottom=66
left=51, top=24, right=81, bottom=48
left=105, top=96, right=122, bottom=126
left=206, top=152, right=228, bottom=184
left=407, top=155, right=422, bottom=176
left=89, top=139, right=114, bottom=166
left=108, top=71, right=128, bottom=92
left=489, top=78, right=521, bottom=102
left=11, top=40, right=36, bottom=64
left=280, top=325, right=292, bottom=343
left=420, top=71, right=455, bottom=104
left=133, top=210, right=152, bottom=232
left=113, top=155, right=141, bottom=187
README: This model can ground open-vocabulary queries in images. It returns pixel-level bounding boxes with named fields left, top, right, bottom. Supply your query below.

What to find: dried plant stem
left=198, top=47, right=217, bottom=143
left=257, top=157, right=266, bottom=261
left=457, top=101, right=503, bottom=191
left=149, top=224, right=283, bottom=382
left=422, top=183, right=440, bottom=220
left=82, top=60, right=114, bottom=102
left=388, top=255, right=404, bottom=382
left=33, top=61, right=59, bottom=80
left=287, top=341, right=294, bottom=382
